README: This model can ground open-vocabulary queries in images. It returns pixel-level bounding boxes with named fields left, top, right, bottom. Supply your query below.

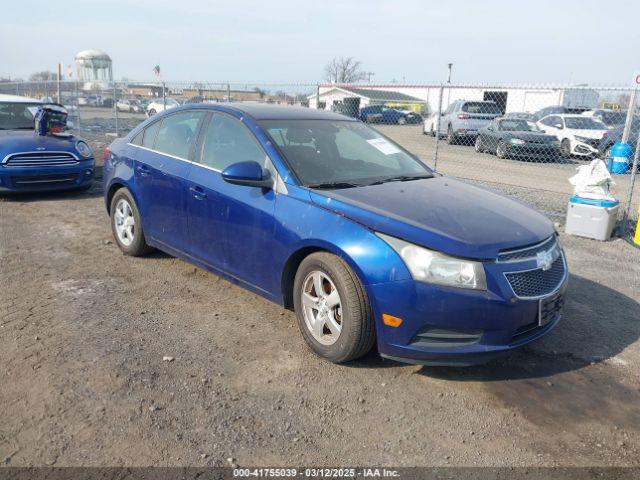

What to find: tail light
left=602, top=131, right=608, bottom=137
left=458, top=113, right=470, bottom=120
left=102, top=147, right=110, bottom=161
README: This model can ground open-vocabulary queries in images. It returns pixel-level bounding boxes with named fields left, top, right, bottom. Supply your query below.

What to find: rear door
left=134, top=110, right=205, bottom=252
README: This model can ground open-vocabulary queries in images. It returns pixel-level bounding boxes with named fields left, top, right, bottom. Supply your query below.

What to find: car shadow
left=348, top=273, right=640, bottom=381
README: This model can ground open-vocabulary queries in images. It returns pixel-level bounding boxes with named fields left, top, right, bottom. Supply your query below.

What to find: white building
left=309, top=84, right=600, bottom=116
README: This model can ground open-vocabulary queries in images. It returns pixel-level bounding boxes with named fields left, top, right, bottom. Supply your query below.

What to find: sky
left=1, top=0, right=638, bottom=86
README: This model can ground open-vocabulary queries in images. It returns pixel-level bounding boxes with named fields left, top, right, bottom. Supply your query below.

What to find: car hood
left=0, top=130, right=79, bottom=160
left=309, top=176, right=554, bottom=260
left=509, top=132, right=557, bottom=143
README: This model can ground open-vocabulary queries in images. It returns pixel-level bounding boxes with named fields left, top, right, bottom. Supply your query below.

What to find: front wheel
left=110, top=188, right=154, bottom=256
left=475, top=136, right=485, bottom=153
left=148, top=109, right=156, bottom=117
left=397, top=116, right=407, bottom=125
left=560, top=139, right=572, bottom=159
left=496, top=141, right=508, bottom=159
left=293, top=252, right=375, bottom=363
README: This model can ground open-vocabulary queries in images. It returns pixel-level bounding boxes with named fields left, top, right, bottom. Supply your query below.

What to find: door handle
left=189, top=185, right=207, bottom=200
left=136, top=165, right=150, bottom=176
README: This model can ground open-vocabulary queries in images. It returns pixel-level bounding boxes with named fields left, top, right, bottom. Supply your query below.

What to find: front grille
left=498, top=236, right=556, bottom=262
left=504, top=254, right=566, bottom=298
left=10, top=173, right=79, bottom=188
left=4, top=152, right=79, bottom=167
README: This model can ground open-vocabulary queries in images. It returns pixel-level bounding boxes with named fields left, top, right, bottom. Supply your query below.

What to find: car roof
left=218, top=103, right=356, bottom=121
left=0, top=94, right=41, bottom=103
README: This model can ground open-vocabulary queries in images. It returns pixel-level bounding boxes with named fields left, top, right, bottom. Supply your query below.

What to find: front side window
left=262, top=120, right=432, bottom=187
left=199, top=112, right=268, bottom=170
left=0, top=102, right=41, bottom=130
left=154, top=111, right=204, bottom=159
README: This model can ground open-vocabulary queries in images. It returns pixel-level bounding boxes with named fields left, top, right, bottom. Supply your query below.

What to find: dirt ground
left=0, top=127, right=639, bottom=468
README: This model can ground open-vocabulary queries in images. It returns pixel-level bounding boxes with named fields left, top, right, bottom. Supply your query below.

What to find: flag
left=153, top=65, right=161, bottom=78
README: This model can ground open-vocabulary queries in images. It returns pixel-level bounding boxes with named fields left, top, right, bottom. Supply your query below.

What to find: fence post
left=113, top=81, right=119, bottom=137
left=227, top=82, right=231, bottom=102
left=56, top=63, right=61, bottom=104
left=316, top=84, right=320, bottom=109
left=162, top=82, right=166, bottom=110
left=75, top=80, right=81, bottom=130
left=432, top=84, right=445, bottom=170
left=621, top=127, right=640, bottom=238
left=622, top=89, right=637, bottom=143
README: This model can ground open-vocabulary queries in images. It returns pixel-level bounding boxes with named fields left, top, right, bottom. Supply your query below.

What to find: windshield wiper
left=366, top=174, right=433, bottom=186
left=307, top=181, right=361, bottom=190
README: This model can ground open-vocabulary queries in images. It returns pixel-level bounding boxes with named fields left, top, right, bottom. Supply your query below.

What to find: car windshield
left=565, top=117, right=606, bottom=130
left=499, top=119, right=534, bottom=131
left=600, top=111, right=626, bottom=125
left=463, top=102, right=501, bottom=114
left=261, top=120, right=433, bottom=187
left=0, top=102, right=40, bottom=130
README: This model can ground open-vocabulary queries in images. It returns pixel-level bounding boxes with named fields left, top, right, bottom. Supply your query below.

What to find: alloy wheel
left=301, top=270, right=343, bottom=346
left=114, top=198, right=135, bottom=247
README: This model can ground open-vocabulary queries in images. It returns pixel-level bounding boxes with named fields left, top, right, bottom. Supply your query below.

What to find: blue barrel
left=609, top=142, right=632, bottom=174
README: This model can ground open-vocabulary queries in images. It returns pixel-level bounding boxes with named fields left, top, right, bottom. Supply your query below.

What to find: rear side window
left=130, top=130, right=143, bottom=146
left=154, top=111, right=204, bottom=159
left=142, top=121, right=161, bottom=148
left=199, top=113, right=267, bottom=170
left=463, top=102, right=501, bottom=114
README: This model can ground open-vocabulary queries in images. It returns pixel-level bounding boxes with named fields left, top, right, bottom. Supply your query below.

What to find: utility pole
left=447, top=63, right=453, bottom=84
left=365, top=72, right=375, bottom=83
left=56, top=63, right=62, bottom=103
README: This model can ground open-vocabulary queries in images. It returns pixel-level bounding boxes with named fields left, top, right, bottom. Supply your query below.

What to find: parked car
left=359, top=105, right=422, bottom=125
left=104, top=104, right=566, bottom=366
left=146, top=97, right=181, bottom=116
left=476, top=118, right=559, bottom=161
left=424, top=100, right=502, bottom=144
left=598, top=118, right=640, bottom=158
left=537, top=114, right=608, bottom=158
left=504, top=112, right=535, bottom=122
left=532, top=106, right=591, bottom=122
left=582, top=109, right=627, bottom=128
left=84, top=94, right=103, bottom=107
left=0, top=94, right=94, bottom=193
left=116, top=99, right=135, bottom=112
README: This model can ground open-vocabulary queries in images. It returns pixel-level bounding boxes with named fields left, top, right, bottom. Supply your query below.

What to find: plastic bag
left=568, top=159, right=616, bottom=201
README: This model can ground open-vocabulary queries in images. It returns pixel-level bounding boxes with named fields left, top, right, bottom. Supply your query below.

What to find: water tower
left=75, top=49, right=113, bottom=90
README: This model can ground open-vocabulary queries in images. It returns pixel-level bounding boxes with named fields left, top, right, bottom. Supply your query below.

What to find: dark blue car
left=359, top=105, right=422, bottom=125
left=103, top=103, right=567, bottom=366
left=0, top=95, right=94, bottom=193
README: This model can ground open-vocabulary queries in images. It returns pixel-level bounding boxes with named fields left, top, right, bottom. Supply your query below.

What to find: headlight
left=377, top=233, right=487, bottom=290
left=76, top=141, right=92, bottom=158
left=509, top=138, right=526, bottom=145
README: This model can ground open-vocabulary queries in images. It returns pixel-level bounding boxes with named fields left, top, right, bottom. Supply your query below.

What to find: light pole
left=447, top=63, right=453, bottom=84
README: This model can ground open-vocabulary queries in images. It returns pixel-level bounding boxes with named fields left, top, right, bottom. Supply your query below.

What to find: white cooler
left=565, top=196, right=619, bottom=241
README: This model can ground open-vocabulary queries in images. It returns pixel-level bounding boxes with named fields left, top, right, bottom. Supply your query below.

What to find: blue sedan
left=103, top=103, right=567, bottom=366
left=0, top=95, right=94, bottom=193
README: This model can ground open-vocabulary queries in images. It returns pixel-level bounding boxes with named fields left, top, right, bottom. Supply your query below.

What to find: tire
left=430, top=124, right=436, bottom=137
left=496, top=141, right=508, bottom=159
left=148, top=109, right=156, bottom=117
left=397, top=116, right=407, bottom=125
left=109, top=188, right=154, bottom=256
left=447, top=125, right=457, bottom=145
left=475, top=136, right=484, bottom=153
left=560, top=139, right=572, bottom=159
left=293, top=252, right=375, bottom=363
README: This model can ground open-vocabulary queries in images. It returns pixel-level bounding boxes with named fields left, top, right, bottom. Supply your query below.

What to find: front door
left=187, top=112, right=277, bottom=292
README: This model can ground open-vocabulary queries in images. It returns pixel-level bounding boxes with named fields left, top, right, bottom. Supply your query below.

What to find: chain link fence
left=2, top=79, right=638, bottom=247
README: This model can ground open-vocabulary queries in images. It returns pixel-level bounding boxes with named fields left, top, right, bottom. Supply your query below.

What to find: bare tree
left=324, top=57, right=367, bottom=84
left=29, top=71, right=57, bottom=82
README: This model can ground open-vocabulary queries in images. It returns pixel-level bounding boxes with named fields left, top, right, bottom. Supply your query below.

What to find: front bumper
left=370, top=251, right=568, bottom=366
left=504, top=143, right=560, bottom=160
left=572, top=141, right=599, bottom=157
left=0, top=159, right=94, bottom=193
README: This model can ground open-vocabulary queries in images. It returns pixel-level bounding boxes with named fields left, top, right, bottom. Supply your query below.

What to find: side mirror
left=221, top=161, right=272, bottom=188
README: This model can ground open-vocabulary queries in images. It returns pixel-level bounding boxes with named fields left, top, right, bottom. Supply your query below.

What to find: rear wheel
left=475, top=136, right=485, bottom=153
left=560, top=139, right=572, bottom=159
left=293, top=252, right=375, bottom=363
left=110, top=188, right=154, bottom=256
left=496, top=141, right=508, bottom=159
left=447, top=125, right=457, bottom=145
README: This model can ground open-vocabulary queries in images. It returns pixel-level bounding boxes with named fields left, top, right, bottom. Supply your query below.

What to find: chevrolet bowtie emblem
left=536, top=250, right=554, bottom=271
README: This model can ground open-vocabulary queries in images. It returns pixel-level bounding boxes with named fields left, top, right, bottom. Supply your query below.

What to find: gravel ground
left=0, top=126, right=639, bottom=468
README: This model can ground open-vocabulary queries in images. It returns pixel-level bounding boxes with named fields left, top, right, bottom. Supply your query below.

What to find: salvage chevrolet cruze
left=103, top=104, right=567, bottom=365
